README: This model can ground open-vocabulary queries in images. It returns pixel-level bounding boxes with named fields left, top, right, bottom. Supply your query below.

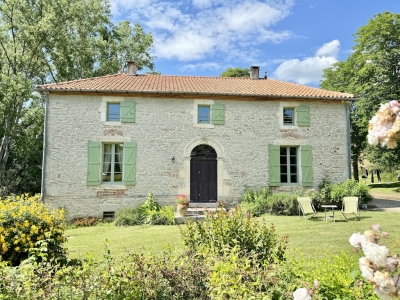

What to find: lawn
left=65, top=210, right=400, bottom=263
left=368, top=181, right=400, bottom=198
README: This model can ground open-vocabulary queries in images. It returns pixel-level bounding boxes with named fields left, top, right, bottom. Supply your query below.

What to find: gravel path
left=369, top=195, right=400, bottom=212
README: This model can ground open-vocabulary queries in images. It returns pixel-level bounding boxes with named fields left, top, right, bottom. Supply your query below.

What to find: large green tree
left=220, top=67, right=250, bottom=77
left=0, top=0, right=155, bottom=195
left=321, top=12, right=400, bottom=180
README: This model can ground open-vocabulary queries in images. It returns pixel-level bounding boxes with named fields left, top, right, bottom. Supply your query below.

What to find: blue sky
left=110, top=0, right=399, bottom=87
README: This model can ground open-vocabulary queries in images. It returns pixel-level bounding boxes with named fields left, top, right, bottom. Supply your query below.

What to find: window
left=283, top=108, right=294, bottom=125
left=107, top=103, right=120, bottom=121
left=268, top=144, right=313, bottom=187
left=280, top=147, right=297, bottom=183
left=87, top=141, right=137, bottom=186
left=102, top=143, right=123, bottom=183
left=198, top=105, right=210, bottom=123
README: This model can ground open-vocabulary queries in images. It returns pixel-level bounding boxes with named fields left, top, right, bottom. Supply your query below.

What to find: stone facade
left=43, top=93, right=350, bottom=220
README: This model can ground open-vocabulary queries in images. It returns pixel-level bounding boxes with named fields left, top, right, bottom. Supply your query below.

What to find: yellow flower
left=15, top=247, right=20, bottom=252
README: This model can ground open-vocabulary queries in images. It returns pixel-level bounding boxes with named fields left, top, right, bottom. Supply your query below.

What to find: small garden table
left=321, top=205, right=337, bottom=223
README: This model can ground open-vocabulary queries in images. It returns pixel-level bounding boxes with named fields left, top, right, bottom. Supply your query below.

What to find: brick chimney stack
left=250, top=66, right=260, bottom=80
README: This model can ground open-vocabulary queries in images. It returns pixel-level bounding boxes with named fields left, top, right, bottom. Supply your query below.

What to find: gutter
left=34, top=88, right=358, bottom=102
left=346, top=101, right=352, bottom=179
left=40, top=92, right=49, bottom=203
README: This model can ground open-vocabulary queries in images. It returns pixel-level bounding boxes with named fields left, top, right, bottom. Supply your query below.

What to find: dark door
left=190, top=158, right=217, bottom=202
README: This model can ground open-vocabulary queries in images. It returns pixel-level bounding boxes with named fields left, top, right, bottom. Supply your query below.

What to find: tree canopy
left=0, top=0, right=155, bottom=195
left=220, top=67, right=250, bottom=77
left=321, top=12, right=400, bottom=178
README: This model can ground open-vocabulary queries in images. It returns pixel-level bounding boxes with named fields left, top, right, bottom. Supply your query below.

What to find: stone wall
left=44, top=94, right=350, bottom=219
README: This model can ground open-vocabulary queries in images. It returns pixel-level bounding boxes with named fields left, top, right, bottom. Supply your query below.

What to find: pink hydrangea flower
left=372, top=224, right=380, bottom=231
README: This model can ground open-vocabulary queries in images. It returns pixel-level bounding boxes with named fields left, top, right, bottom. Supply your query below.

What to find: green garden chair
left=340, top=197, right=360, bottom=221
left=297, top=197, right=320, bottom=220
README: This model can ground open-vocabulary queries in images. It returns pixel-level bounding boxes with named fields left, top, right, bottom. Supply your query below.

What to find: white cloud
left=110, top=0, right=295, bottom=61
left=273, top=39, right=340, bottom=85
left=316, top=39, right=340, bottom=57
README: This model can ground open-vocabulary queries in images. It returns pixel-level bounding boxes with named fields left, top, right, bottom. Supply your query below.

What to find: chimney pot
left=250, top=66, right=260, bottom=80
left=127, top=61, right=137, bottom=76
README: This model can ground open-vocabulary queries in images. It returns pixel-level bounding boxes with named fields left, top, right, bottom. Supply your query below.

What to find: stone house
left=36, top=62, right=356, bottom=220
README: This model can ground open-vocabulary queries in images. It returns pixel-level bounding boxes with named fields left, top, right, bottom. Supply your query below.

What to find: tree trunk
left=352, top=158, right=359, bottom=181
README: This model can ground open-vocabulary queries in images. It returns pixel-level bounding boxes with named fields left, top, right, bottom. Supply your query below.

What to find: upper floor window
left=198, top=105, right=210, bottom=123
left=283, top=108, right=294, bottom=125
left=107, top=103, right=120, bottom=121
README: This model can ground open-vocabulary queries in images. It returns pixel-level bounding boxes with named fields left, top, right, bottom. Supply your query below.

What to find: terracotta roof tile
left=36, top=73, right=355, bottom=100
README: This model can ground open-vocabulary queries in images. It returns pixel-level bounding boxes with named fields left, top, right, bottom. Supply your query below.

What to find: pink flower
left=382, top=231, right=389, bottom=237
left=389, top=100, right=399, bottom=108
left=314, top=279, right=319, bottom=288
left=372, top=224, right=380, bottom=231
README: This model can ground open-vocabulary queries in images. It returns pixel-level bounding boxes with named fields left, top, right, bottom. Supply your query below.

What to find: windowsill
left=280, top=125, right=298, bottom=130
left=104, top=121, right=122, bottom=126
left=193, top=123, right=215, bottom=128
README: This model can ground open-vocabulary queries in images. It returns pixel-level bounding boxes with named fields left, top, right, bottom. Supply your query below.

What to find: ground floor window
left=280, top=146, right=298, bottom=184
left=102, top=143, right=123, bottom=183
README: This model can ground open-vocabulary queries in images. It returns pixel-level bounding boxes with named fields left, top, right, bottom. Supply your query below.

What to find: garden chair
left=340, top=197, right=360, bottom=221
left=297, top=197, right=319, bottom=220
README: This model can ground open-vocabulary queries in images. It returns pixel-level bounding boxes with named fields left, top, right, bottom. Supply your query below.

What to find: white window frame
left=278, top=102, right=301, bottom=129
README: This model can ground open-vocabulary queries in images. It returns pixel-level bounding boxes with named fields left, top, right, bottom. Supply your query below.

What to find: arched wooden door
left=190, top=145, right=217, bottom=202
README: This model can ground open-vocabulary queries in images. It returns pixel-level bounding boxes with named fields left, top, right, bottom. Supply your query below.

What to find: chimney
left=127, top=61, right=137, bottom=76
left=249, top=66, right=260, bottom=80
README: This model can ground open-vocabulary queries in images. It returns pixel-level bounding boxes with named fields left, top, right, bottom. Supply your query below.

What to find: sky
left=109, top=0, right=400, bottom=87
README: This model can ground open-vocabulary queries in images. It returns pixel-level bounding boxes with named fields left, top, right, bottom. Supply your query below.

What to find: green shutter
left=297, top=106, right=310, bottom=127
left=87, top=141, right=101, bottom=186
left=120, top=100, right=136, bottom=123
left=211, top=104, right=225, bottom=125
left=301, top=145, right=313, bottom=186
left=268, top=144, right=280, bottom=186
left=123, top=141, right=137, bottom=185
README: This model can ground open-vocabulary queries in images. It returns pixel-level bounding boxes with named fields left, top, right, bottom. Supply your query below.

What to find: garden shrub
left=330, top=179, right=373, bottom=205
left=180, top=207, right=288, bottom=263
left=147, top=206, right=176, bottom=225
left=241, top=188, right=298, bottom=216
left=289, top=250, right=378, bottom=299
left=114, top=206, right=142, bottom=226
left=0, top=194, right=66, bottom=266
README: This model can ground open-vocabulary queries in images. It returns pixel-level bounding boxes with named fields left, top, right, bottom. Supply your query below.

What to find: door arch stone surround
left=181, top=138, right=229, bottom=201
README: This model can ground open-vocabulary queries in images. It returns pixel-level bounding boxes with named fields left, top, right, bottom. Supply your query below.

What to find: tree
left=320, top=12, right=400, bottom=180
left=0, top=0, right=155, bottom=195
left=220, top=67, right=250, bottom=77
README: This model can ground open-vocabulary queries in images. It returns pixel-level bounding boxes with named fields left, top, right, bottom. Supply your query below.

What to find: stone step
left=188, top=202, right=220, bottom=208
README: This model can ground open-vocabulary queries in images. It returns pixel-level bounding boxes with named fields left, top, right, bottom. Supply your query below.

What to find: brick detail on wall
left=96, top=190, right=127, bottom=197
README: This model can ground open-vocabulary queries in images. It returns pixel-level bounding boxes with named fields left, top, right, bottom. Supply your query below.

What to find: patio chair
left=297, top=197, right=319, bottom=220
left=340, top=197, right=360, bottom=221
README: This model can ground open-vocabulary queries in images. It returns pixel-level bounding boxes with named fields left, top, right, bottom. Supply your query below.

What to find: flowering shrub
left=368, top=100, right=400, bottom=148
left=349, top=224, right=399, bottom=299
left=0, top=194, right=66, bottom=266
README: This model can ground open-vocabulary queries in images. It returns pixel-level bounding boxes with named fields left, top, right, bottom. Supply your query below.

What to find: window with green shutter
left=107, top=103, right=120, bottom=121
left=123, top=142, right=137, bottom=186
left=296, top=106, right=310, bottom=127
left=280, top=147, right=298, bottom=184
left=301, top=145, right=313, bottom=186
left=120, top=100, right=136, bottom=123
left=87, top=141, right=136, bottom=186
left=268, top=144, right=281, bottom=186
left=211, top=104, right=225, bottom=125
left=87, top=141, right=101, bottom=186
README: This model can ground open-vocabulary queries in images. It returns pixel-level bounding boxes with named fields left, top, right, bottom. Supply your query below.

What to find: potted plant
left=176, top=195, right=189, bottom=217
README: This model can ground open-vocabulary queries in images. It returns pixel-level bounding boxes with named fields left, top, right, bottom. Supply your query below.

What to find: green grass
left=65, top=210, right=400, bottom=263
left=368, top=181, right=400, bottom=196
